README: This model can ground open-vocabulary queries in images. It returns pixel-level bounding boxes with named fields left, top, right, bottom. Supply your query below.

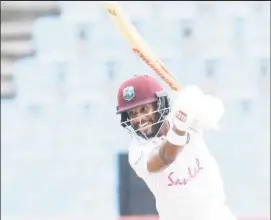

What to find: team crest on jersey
left=123, top=86, right=135, bottom=101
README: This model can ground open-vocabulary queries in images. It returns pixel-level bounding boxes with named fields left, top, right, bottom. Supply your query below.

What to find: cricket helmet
left=116, top=74, right=170, bottom=139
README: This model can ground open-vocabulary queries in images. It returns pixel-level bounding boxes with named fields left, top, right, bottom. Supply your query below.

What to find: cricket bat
left=103, top=1, right=183, bottom=91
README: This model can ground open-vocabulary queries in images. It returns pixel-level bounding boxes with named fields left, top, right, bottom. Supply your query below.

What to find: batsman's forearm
left=147, top=135, right=186, bottom=173
left=158, top=142, right=184, bottom=165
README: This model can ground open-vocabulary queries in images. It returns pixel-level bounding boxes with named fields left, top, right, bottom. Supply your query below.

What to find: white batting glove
left=169, top=85, right=204, bottom=129
left=196, top=94, right=225, bottom=130
left=173, top=108, right=195, bottom=131
left=169, top=85, right=224, bottom=131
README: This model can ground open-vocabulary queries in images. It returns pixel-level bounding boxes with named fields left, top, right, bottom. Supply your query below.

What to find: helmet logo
left=123, top=86, right=135, bottom=101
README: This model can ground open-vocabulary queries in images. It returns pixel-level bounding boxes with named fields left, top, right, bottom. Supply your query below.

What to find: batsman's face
left=127, top=103, right=157, bottom=137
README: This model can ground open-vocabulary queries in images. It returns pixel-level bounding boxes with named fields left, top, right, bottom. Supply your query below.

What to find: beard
left=133, top=113, right=163, bottom=139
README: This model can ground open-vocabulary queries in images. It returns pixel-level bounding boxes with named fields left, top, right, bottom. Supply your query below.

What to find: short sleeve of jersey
left=128, top=141, right=156, bottom=179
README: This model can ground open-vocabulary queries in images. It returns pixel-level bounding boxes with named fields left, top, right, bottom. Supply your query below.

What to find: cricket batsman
left=116, top=74, right=237, bottom=220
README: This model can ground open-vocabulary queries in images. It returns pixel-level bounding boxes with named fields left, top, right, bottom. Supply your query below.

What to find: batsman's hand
left=170, top=85, right=203, bottom=131
left=169, top=85, right=224, bottom=131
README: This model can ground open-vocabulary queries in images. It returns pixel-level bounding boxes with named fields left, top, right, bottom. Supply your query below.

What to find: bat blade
left=103, top=1, right=182, bottom=91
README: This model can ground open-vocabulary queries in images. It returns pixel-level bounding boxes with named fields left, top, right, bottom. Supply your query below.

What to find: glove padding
left=169, top=85, right=204, bottom=131
left=168, top=85, right=224, bottom=131
left=196, top=94, right=224, bottom=130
